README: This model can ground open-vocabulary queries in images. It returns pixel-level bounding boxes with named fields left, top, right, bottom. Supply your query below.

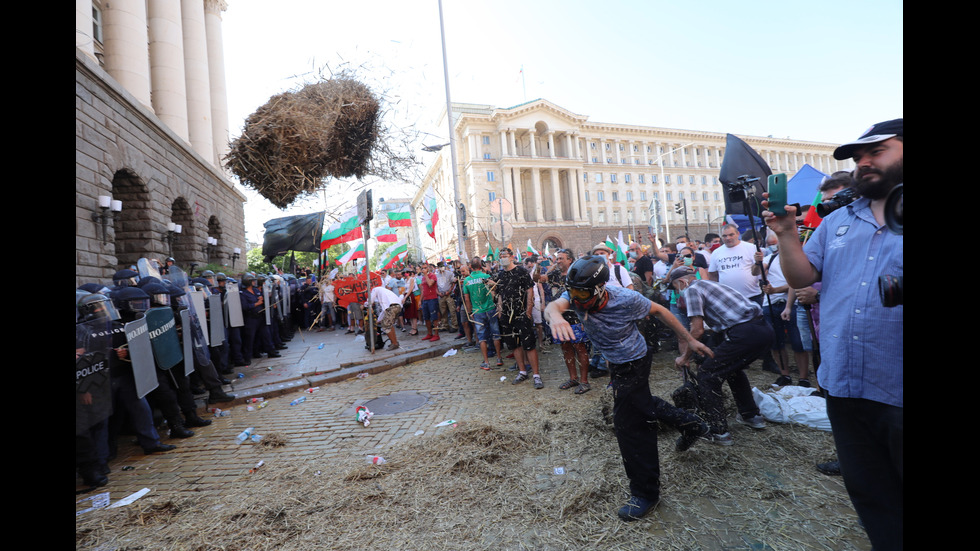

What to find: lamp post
left=232, top=248, right=241, bottom=270
left=164, top=222, right=182, bottom=258
left=437, top=0, right=465, bottom=260
left=652, top=142, right=693, bottom=242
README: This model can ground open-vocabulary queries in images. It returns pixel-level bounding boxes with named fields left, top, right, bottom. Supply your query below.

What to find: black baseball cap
left=833, top=118, right=903, bottom=160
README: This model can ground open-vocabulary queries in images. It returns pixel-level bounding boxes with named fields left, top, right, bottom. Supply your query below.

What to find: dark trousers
left=827, top=396, right=903, bottom=551
left=696, top=317, right=772, bottom=434
left=611, top=349, right=702, bottom=501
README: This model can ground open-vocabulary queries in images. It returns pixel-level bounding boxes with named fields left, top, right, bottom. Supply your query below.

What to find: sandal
left=574, top=383, right=591, bottom=395
left=559, top=379, right=580, bottom=390
left=409, top=330, right=419, bottom=336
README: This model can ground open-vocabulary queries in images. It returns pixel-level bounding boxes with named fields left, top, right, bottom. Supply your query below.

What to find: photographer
left=763, top=119, right=903, bottom=551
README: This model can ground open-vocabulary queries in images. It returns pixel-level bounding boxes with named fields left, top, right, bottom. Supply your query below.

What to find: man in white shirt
left=591, top=243, right=633, bottom=289
left=707, top=224, right=761, bottom=302
left=368, top=285, right=403, bottom=350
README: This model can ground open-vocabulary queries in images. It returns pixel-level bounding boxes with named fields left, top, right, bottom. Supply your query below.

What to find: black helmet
left=78, top=293, right=121, bottom=322
left=216, top=272, right=227, bottom=282
left=112, top=287, right=151, bottom=315
left=136, top=276, right=161, bottom=289
left=202, top=269, right=215, bottom=278
left=113, top=269, right=140, bottom=287
left=141, top=282, right=171, bottom=307
left=566, top=255, right=610, bottom=312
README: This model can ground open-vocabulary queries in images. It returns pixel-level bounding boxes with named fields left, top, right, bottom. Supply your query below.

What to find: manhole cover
left=361, top=391, right=429, bottom=415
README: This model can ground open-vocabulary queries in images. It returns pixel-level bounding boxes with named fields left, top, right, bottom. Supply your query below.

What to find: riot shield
left=263, top=280, right=272, bottom=325
left=280, top=279, right=291, bottom=315
left=144, top=306, right=182, bottom=369
left=166, top=266, right=211, bottom=365
left=124, top=317, right=159, bottom=399
left=180, top=309, right=195, bottom=376
left=189, top=289, right=210, bottom=346
left=225, top=282, right=244, bottom=327
left=76, top=319, right=114, bottom=435
left=209, top=294, right=225, bottom=343
left=137, top=257, right=163, bottom=281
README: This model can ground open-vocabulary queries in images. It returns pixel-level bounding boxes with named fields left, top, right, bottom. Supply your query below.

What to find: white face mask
left=500, top=257, right=513, bottom=267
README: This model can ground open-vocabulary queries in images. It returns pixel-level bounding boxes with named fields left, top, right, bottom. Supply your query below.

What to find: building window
left=92, top=5, right=104, bottom=43
left=597, top=191, right=605, bottom=201
left=647, top=146, right=652, bottom=153
left=626, top=191, right=633, bottom=201
left=665, top=175, right=671, bottom=184
left=653, top=191, right=659, bottom=199
left=702, top=176, right=708, bottom=185
left=691, top=191, right=697, bottom=201
left=487, top=171, right=495, bottom=182
left=689, top=176, right=695, bottom=185
left=703, top=192, right=709, bottom=201
left=666, top=191, right=672, bottom=201
left=482, top=135, right=490, bottom=145
left=595, top=173, right=603, bottom=183
left=591, top=142, right=597, bottom=149
left=633, top=145, right=639, bottom=152
left=714, top=191, right=720, bottom=201
left=598, top=211, right=606, bottom=223
left=612, top=192, right=619, bottom=201
left=619, top=144, right=625, bottom=151
left=483, top=153, right=492, bottom=160
left=638, top=174, right=645, bottom=184
left=640, top=191, right=647, bottom=201
left=613, top=211, right=621, bottom=223
left=585, top=191, right=590, bottom=202
left=651, top=175, right=658, bottom=184
left=624, top=174, right=631, bottom=183
left=489, top=191, right=496, bottom=202
left=583, top=172, right=588, bottom=182
left=605, top=143, right=611, bottom=151
left=606, top=158, right=613, bottom=164
left=592, top=156, right=599, bottom=163
left=610, top=174, right=617, bottom=183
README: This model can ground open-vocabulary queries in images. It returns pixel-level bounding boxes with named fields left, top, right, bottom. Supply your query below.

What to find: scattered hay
left=260, top=432, right=288, bottom=447
left=225, top=68, right=418, bottom=209
left=76, top=356, right=865, bottom=550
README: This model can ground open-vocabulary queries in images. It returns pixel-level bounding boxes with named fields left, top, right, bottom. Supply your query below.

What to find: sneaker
left=735, top=413, right=767, bottom=430
left=675, top=422, right=709, bottom=452
left=772, top=375, right=793, bottom=387
left=533, top=376, right=544, bottom=389
left=495, top=358, right=504, bottom=367
left=512, top=372, right=529, bottom=384
left=480, top=362, right=491, bottom=370
left=617, top=495, right=659, bottom=521
left=798, top=379, right=812, bottom=388
left=508, top=363, right=519, bottom=371
left=704, top=431, right=734, bottom=446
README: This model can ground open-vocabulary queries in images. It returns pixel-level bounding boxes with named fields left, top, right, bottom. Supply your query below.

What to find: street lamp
left=437, top=0, right=466, bottom=260
left=651, top=142, right=693, bottom=242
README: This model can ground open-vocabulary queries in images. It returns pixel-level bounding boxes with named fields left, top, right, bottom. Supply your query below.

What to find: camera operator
left=763, top=119, right=903, bottom=551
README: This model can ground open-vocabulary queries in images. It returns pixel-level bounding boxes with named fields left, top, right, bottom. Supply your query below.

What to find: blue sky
left=222, top=0, right=903, bottom=241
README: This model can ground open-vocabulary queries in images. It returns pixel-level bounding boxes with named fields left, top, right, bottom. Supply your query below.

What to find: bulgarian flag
left=336, top=242, right=366, bottom=265
left=379, top=239, right=409, bottom=270
left=387, top=204, right=412, bottom=227
left=422, top=186, right=438, bottom=240
left=376, top=227, right=398, bottom=243
left=802, top=190, right=824, bottom=228
left=615, top=231, right=629, bottom=263
left=321, top=206, right=362, bottom=250
left=526, top=239, right=539, bottom=257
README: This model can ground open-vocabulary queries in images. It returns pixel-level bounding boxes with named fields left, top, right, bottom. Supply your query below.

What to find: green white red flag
left=422, top=187, right=438, bottom=240
left=379, top=239, right=409, bottom=270
left=376, top=227, right=398, bottom=242
left=336, top=242, right=366, bottom=265
left=321, top=206, right=362, bottom=250
left=387, top=204, right=412, bottom=227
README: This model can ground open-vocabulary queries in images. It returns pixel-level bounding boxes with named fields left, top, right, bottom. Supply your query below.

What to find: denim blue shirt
left=804, top=197, right=903, bottom=407
left=561, top=286, right=651, bottom=364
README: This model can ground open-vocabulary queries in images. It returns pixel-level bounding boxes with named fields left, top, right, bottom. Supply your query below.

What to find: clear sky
left=221, top=0, right=903, bottom=242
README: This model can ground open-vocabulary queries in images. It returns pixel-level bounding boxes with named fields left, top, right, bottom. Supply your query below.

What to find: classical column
left=550, top=168, right=562, bottom=221
left=564, top=133, right=572, bottom=159
left=510, top=168, right=526, bottom=223
left=530, top=168, right=543, bottom=222
left=570, top=169, right=582, bottom=223
left=148, top=0, right=190, bottom=141
left=468, top=133, right=478, bottom=161
left=181, top=0, right=214, bottom=161
left=205, top=0, right=230, bottom=167
left=679, top=144, right=688, bottom=167
left=547, top=131, right=555, bottom=158
left=614, top=140, right=621, bottom=165
left=102, top=0, right=152, bottom=107
left=499, top=130, right=508, bottom=157
left=508, top=129, right=517, bottom=157
left=528, top=129, right=537, bottom=157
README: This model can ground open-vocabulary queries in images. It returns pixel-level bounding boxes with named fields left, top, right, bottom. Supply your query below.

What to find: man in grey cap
left=763, top=119, right=903, bottom=551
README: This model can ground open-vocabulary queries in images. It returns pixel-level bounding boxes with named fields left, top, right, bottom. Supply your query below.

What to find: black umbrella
left=719, top=133, right=772, bottom=216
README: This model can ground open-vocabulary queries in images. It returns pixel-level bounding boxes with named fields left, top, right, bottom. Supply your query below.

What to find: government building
left=75, top=0, right=247, bottom=285
left=414, top=99, right=853, bottom=260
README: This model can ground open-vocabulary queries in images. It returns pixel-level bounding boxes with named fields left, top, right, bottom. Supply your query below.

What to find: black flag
left=262, top=212, right=326, bottom=262
left=719, top=133, right=772, bottom=216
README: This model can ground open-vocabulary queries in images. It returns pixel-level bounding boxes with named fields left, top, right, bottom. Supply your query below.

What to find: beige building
left=76, top=0, right=246, bottom=284
left=416, top=99, right=852, bottom=259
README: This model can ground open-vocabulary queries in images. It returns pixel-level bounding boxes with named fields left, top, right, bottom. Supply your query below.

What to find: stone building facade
left=76, top=0, right=246, bottom=285
left=417, top=99, right=853, bottom=260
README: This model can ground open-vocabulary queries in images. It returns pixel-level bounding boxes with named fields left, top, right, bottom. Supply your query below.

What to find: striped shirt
left=682, top=279, right=762, bottom=332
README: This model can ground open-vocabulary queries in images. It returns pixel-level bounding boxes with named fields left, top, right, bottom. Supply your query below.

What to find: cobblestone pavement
left=77, top=331, right=870, bottom=550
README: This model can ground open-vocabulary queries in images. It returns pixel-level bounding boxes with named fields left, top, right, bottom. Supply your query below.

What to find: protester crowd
left=77, top=119, right=901, bottom=548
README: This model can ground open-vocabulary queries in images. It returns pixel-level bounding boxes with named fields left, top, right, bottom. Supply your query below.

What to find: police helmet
left=78, top=293, right=121, bottom=322
left=112, top=287, right=151, bottom=315
left=113, top=269, right=140, bottom=287
left=141, top=282, right=171, bottom=308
